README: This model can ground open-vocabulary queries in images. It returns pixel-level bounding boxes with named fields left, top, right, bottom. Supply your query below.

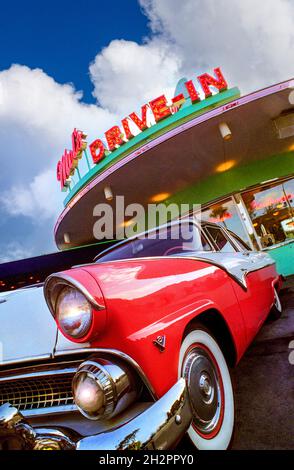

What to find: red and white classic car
left=0, top=219, right=282, bottom=450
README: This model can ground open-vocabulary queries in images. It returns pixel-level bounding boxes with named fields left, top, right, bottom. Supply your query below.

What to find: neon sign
left=57, top=67, right=228, bottom=190
left=57, top=129, right=87, bottom=190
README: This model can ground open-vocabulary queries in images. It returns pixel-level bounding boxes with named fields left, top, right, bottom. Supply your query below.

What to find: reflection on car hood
left=0, top=285, right=57, bottom=365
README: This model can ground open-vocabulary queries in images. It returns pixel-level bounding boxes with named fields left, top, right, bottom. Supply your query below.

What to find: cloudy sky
left=0, top=0, right=293, bottom=263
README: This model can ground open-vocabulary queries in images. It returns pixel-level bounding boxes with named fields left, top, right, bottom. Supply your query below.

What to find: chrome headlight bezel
left=72, top=357, right=139, bottom=421
left=55, top=286, right=93, bottom=339
left=44, top=274, right=105, bottom=340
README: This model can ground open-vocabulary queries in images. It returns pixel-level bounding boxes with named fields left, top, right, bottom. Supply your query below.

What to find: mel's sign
left=57, top=67, right=228, bottom=191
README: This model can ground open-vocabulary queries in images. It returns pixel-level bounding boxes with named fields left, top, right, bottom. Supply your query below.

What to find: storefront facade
left=54, top=69, right=294, bottom=276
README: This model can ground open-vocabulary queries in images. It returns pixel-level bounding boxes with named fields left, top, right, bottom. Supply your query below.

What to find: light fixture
left=64, top=232, right=71, bottom=244
left=121, top=219, right=135, bottom=228
left=288, top=89, right=294, bottom=105
left=273, top=111, right=294, bottom=139
left=104, top=186, right=113, bottom=201
left=288, top=143, right=294, bottom=152
left=215, top=159, right=236, bottom=173
left=150, top=192, right=171, bottom=203
left=218, top=122, right=232, bottom=141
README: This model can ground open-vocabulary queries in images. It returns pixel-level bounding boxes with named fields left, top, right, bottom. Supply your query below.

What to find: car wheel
left=268, top=287, right=283, bottom=321
left=178, top=326, right=234, bottom=450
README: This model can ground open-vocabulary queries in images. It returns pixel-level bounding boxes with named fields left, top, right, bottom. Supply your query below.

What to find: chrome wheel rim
left=182, top=346, right=223, bottom=436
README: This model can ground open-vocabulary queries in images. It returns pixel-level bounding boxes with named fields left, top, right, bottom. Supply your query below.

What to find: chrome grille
left=0, top=375, right=74, bottom=411
left=0, top=361, right=80, bottom=417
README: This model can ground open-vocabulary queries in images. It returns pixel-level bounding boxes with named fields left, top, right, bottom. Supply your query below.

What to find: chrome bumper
left=0, top=379, right=192, bottom=450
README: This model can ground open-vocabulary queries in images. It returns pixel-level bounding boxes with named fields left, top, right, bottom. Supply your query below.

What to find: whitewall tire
left=178, top=327, right=234, bottom=450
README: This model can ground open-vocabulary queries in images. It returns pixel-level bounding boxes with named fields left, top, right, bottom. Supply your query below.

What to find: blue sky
left=0, top=0, right=293, bottom=263
left=0, top=0, right=148, bottom=103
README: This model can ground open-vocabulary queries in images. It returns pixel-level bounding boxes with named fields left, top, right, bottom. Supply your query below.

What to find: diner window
left=241, top=178, right=294, bottom=248
left=201, top=198, right=252, bottom=247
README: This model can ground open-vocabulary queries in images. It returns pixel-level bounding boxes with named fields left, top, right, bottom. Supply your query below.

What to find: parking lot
left=231, top=277, right=294, bottom=449
left=182, top=277, right=294, bottom=450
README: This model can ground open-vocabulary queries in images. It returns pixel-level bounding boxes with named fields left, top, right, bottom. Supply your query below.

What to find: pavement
left=231, top=276, right=294, bottom=449
left=181, top=276, right=294, bottom=450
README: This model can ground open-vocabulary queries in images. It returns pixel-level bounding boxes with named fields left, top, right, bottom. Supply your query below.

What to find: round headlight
left=72, top=358, right=139, bottom=420
left=73, top=371, right=106, bottom=418
left=56, top=286, right=92, bottom=338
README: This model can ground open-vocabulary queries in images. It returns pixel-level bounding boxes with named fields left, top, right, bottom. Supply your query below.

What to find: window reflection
left=242, top=178, right=294, bottom=248
left=201, top=198, right=252, bottom=247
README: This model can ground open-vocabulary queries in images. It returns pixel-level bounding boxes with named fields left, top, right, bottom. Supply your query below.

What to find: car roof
left=94, top=218, right=217, bottom=262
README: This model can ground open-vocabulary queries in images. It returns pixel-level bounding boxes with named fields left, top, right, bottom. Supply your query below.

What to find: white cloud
left=140, top=0, right=294, bottom=92
left=0, top=241, right=33, bottom=264
left=89, top=39, right=181, bottom=115
left=0, top=168, right=61, bottom=221
left=1, top=0, right=294, bottom=262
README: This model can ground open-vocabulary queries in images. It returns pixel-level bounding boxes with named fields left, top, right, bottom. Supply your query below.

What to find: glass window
left=242, top=179, right=294, bottom=248
left=201, top=198, right=252, bottom=247
left=96, top=222, right=212, bottom=262
left=204, top=225, right=237, bottom=253
left=228, top=231, right=251, bottom=251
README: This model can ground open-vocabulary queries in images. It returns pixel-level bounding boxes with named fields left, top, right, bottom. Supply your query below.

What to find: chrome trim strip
left=0, top=354, right=52, bottom=368
left=22, top=404, right=77, bottom=418
left=0, top=363, right=80, bottom=382
left=53, top=348, right=157, bottom=399
left=44, top=273, right=105, bottom=316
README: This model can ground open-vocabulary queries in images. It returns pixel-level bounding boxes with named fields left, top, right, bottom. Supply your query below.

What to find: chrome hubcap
left=183, top=347, right=222, bottom=435
left=199, top=372, right=214, bottom=404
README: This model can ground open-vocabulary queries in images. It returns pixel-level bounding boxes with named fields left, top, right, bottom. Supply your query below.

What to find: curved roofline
left=54, top=78, right=294, bottom=239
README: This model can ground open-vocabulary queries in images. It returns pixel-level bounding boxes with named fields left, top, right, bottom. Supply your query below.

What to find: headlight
left=56, top=286, right=92, bottom=339
left=72, top=358, right=139, bottom=420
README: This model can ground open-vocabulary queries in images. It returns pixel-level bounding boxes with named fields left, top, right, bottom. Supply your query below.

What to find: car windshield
left=96, top=222, right=212, bottom=262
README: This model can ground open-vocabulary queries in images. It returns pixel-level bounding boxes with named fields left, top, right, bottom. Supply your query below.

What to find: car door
left=202, top=224, right=274, bottom=342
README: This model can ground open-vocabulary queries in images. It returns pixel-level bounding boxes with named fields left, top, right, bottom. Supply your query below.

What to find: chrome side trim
left=44, top=273, right=105, bottom=317
left=22, top=405, right=77, bottom=418
left=0, top=362, right=80, bottom=382
left=0, top=354, right=52, bottom=368
left=53, top=348, right=157, bottom=399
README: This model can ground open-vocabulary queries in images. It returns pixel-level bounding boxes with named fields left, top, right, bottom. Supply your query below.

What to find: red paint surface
left=53, top=257, right=278, bottom=398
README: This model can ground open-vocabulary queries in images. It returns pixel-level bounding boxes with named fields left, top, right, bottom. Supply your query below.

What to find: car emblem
left=153, top=335, right=166, bottom=352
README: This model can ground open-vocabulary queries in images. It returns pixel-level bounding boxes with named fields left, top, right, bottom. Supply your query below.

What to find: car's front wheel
left=178, top=326, right=234, bottom=450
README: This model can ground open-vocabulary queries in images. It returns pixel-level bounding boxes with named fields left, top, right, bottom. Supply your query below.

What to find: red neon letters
left=57, top=68, right=229, bottom=189
left=129, top=104, right=149, bottom=131
left=89, top=139, right=106, bottom=164
left=149, top=95, right=171, bottom=122
left=57, top=129, right=86, bottom=191
left=197, top=67, right=228, bottom=98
